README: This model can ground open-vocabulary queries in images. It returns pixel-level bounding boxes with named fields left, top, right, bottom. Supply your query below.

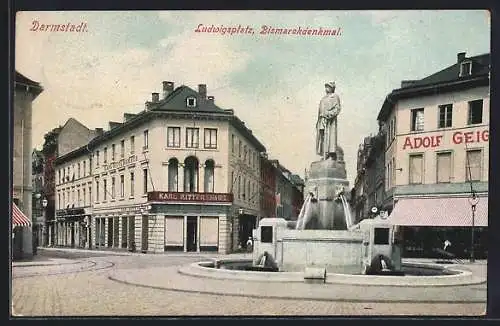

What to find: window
left=58, top=193, right=61, bottom=209
left=96, top=151, right=100, bottom=166
left=103, top=147, right=108, bottom=163
left=143, top=169, right=148, bottom=194
left=247, top=180, right=251, bottom=202
left=167, top=127, right=181, bottom=147
left=120, top=140, right=125, bottom=158
left=120, top=175, right=125, bottom=198
left=392, top=117, right=396, bottom=139
left=437, top=152, right=452, bottom=183
left=466, top=149, right=482, bottom=181
left=96, top=179, right=100, bottom=202
left=411, top=108, right=424, bottom=131
left=460, top=61, right=472, bottom=77
left=204, top=128, right=218, bottom=149
left=143, top=130, right=149, bottom=150
left=204, top=160, right=215, bottom=192
left=130, top=136, right=135, bottom=154
left=438, top=104, right=453, bottom=128
left=111, top=177, right=116, bottom=199
left=130, top=172, right=135, bottom=197
left=103, top=179, right=107, bottom=201
left=83, top=161, right=86, bottom=176
left=184, top=157, right=199, bottom=192
left=374, top=228, right=390, bottom=245
left=168, top=158, right=179, bottom=191
left=77, top=189, right=80, bottom=206
left=111, top=144, right=116, bottom=161
left=468, top=100, right=483, bottom=125
left=77, top=163, right=81, bottom=179
left=186, top=128, right=199, bottom=148
left=231, top=134, right=235, bottom=153
left=83, top=188, right=86, bottom=206
left=62, top=193, right=65, bottom=207
left=243, top=145, right=247, bottom=162
left=238, top=140, right=242, bottom=158
left=231, top=171, right=234, bottom=193
left=89, top=186, right=92, bottom=206
left=242, top=177, right=247, bottom=200
left=261, top=226, right=273, bottom=243
left=238, top=176, right=241, bottom=199
left=409, top=154, right=424, bottom=184
left=186, top=97, right=196, bottom=107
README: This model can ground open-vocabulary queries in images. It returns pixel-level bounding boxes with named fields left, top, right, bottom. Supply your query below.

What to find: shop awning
left=389, top=196, right=488, bottom=227
left=12, top=203, right=32, bottom=227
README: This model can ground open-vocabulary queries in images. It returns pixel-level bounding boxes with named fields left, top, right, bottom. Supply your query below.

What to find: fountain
left=249, top=81, right=402, bottom=275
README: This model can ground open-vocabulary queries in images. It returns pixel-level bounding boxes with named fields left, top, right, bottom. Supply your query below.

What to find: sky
left=15, top=10, right=490, bottom=186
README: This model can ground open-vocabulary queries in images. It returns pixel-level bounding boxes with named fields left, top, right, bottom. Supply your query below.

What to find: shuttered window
left=409, top=154, right=423, bottom=184
left=436, top=152, right=452, bottom=183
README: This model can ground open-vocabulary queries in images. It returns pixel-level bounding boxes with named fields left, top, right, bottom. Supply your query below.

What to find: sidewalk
left=36, top=246, right=253, bottom=260
left=12, top=255, right=76, bottom=268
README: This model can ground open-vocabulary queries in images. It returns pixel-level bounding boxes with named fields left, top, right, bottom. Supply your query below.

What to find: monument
left=296, top=81, right=354, bottom=230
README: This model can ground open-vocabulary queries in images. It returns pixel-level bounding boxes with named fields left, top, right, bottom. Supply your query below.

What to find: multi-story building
left=12, top=71, right=43, bottom=260
left=352, top=130, right=386, bottom=223
left=31, top=149, right=44, bottom=248
left=269, top=159, right=305, bottom=220
left=377, top=51, right=489, bottom=258
left=260, top=153, right=277, bottom=219
left=53, top=118, right=101, bottom=248
left=54, top=82, right=266, bottom=254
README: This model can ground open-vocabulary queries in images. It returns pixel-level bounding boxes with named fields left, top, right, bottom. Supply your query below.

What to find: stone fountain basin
left=177, top=259, right=485, bottom=287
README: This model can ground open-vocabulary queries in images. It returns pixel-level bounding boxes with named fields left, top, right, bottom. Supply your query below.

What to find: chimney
left=400, top=80, right=417, bottom=88
left=162, top=81, right=174, bottom=99
left=95, top=128, right=104, bottom=136
left=145, top=101, right=152, bottom=111
left=457, top=52, right=466, bottom=63
left=207, top=95, right=215, bottom=103
left=152, top=92, right=159, bottom=103
left=198, top=84, right=207, bottom=99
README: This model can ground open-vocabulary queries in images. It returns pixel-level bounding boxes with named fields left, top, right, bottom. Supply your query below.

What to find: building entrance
left=186, top=216, right=198, bottom=252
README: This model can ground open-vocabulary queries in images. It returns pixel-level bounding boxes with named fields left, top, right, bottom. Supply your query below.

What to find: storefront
left=149, top=191, right=233, bottom=253
left=389, top=195, right=488, bottom=259
left=55, top=207, right=91, bottom=248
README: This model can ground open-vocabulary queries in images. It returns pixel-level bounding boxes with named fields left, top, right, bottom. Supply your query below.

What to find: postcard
left=12, top=10, right=490, bottom=316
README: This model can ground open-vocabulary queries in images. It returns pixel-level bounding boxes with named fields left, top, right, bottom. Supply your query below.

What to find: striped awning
left=389, top=196, right=488, bottom=227
left=12, top=203, right=32, bottom=227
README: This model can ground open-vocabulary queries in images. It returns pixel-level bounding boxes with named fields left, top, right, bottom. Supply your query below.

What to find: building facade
left=377, top=52, right=490, bottom=258
left=31, top=149, right=45, bottom=249
left=12, top=72, right=43, bottom=260
left=352, top=131, right=386, bottom=223
left=54, top=82, right=266, bottom=254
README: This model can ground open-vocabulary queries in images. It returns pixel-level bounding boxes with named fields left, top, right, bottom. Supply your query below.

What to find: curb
left=179, top=261, right=487, bottom=287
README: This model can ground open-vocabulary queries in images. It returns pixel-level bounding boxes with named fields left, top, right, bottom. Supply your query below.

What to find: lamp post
left=468, top=192, right=479, bottom=263
left=42, top=198, right=48, bottom=247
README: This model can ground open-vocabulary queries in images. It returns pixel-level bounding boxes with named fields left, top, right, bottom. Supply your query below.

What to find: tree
left=41, top=126, right=62, bottom=156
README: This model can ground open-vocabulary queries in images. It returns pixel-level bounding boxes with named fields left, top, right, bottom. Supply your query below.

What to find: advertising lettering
left=149, top=191, right=233, bottom=203
left=402, top=129, right=489, bottom=150
left=103, top=155, right=137, bottom=172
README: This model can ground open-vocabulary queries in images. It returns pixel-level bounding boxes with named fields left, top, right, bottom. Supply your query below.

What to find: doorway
left=141, top=215, right=148, bottom=253
left=186, top=217, right=198, bottom=252
left=239, top=215, right=257, bottom=249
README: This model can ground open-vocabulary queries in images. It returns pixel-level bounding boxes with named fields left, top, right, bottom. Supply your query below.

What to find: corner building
left=378, top=52, right=489, bottom=259
left=54, top=82, right=265, bottom=254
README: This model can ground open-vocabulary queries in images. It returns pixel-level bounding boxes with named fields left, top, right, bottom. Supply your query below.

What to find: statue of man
left=316, top=81, right=341, bottom=160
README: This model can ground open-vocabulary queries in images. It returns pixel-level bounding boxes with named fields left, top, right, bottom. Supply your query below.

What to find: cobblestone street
left=11, top=250, right=486, bottom=317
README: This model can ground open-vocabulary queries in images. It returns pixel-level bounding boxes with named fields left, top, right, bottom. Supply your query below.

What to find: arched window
left=168, top=158, right=179, bottom=191
left=204, top=159, right=215, bottom=193
left=184, top=156, right=199, bottom=192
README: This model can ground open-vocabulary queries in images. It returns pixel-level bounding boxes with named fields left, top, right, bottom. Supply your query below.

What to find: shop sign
left=102, top=155, right=138, bottom=172
left=116, top=206, right=142, bottom=214
left=402, top=128, right=489, bottom=150
left=148, top=191, right=233, bottom=203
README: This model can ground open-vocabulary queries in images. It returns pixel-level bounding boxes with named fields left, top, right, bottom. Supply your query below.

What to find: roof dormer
left=186, top=96, right=197, bottom=108
left=459, top=59, right=472, bottom=77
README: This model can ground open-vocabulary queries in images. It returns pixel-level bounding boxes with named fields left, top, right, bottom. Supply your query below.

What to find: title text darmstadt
left=194, top=24, right=342, bottom=36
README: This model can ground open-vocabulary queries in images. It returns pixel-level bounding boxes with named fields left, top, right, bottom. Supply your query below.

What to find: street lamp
left=468, top=192, right=479, bottom=263
left=42, top=198, right=48, bottom=247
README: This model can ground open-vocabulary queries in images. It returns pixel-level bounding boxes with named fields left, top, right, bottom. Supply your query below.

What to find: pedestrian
left=246, top=236, right=253, bottom=252
left=443, top=239, right=452, bottom=251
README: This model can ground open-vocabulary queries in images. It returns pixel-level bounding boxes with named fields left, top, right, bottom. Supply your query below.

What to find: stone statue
left=316, top=82, right=341, bottom=160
